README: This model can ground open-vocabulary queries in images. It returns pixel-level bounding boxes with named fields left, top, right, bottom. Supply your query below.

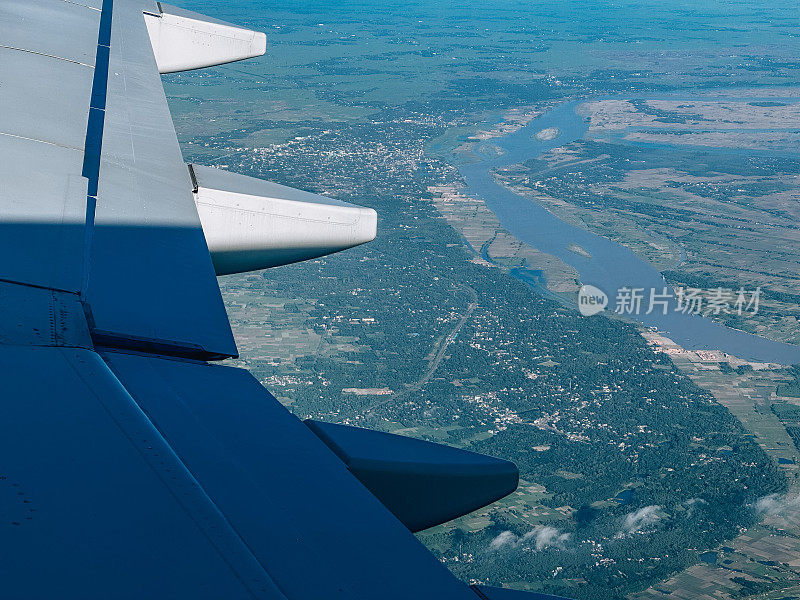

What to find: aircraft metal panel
left=0, top=135, right=88, bottom=293
left=89, top=159, right=235, bottom=357
left=0, top=346, right=284, bottom=599
left=0, top=0, right=100, bottom=66
left=70, top=0, right=104, bottom=10
left=105, top=350, right=480, bottom=600
left=0, top=46, right=92, bottom=151
left=0, top=281, right=91, bottom=348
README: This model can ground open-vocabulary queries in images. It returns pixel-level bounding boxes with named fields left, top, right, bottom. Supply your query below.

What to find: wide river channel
left=455, top=98, right=800, bottom=364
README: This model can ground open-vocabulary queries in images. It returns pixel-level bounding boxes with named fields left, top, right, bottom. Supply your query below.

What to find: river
left=455, top=98, right=800, bottom=364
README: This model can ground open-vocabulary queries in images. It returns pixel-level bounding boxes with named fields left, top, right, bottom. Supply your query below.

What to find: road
left=364, top=284, right=478, bottom=414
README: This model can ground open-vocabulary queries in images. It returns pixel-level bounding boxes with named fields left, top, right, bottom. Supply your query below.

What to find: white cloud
left=622, top=505, right=663, bottom=534
left=754, top=493, right=800, bottom=517
left=490, top=530, right=518, bottom=550
left=490, top=526, right=570, bottom=552
left=522, top=525, right=571, bottom=550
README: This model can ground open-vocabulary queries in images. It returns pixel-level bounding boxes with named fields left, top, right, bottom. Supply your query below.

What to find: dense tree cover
left=178, top=82, right=787, bottom=600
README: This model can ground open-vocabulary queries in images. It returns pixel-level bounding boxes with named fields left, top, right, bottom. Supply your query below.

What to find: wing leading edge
left=0, top=1, right=541, bottom=598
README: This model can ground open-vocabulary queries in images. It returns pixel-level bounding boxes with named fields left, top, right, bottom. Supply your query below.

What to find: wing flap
left=84, top=0, right=238, bottom=358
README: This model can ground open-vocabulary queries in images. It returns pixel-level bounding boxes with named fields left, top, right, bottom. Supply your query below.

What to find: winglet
left=144, top=3, right=267, bottom=74
left=305, top=419, right=519, bottom=532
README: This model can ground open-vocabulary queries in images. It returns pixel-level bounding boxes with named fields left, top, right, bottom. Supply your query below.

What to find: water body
left=455, top=99, right=800, bottom=364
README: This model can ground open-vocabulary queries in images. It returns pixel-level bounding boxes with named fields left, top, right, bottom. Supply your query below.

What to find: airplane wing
left=0, top=1, right=544, bottom=598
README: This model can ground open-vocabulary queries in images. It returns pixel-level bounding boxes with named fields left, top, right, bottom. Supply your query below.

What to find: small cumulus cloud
left=753, top=493, right=800, bottom=518
left=523, top=526, right=571, bottom=551
left=620, top=505, right=663, bottom=534
left=490, top=526, right=570, bottom=552
left=490, top=530, right=518, bottom=550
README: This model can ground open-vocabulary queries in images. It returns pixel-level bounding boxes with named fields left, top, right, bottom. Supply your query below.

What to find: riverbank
left=444, top=96, right=800, bottom=364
